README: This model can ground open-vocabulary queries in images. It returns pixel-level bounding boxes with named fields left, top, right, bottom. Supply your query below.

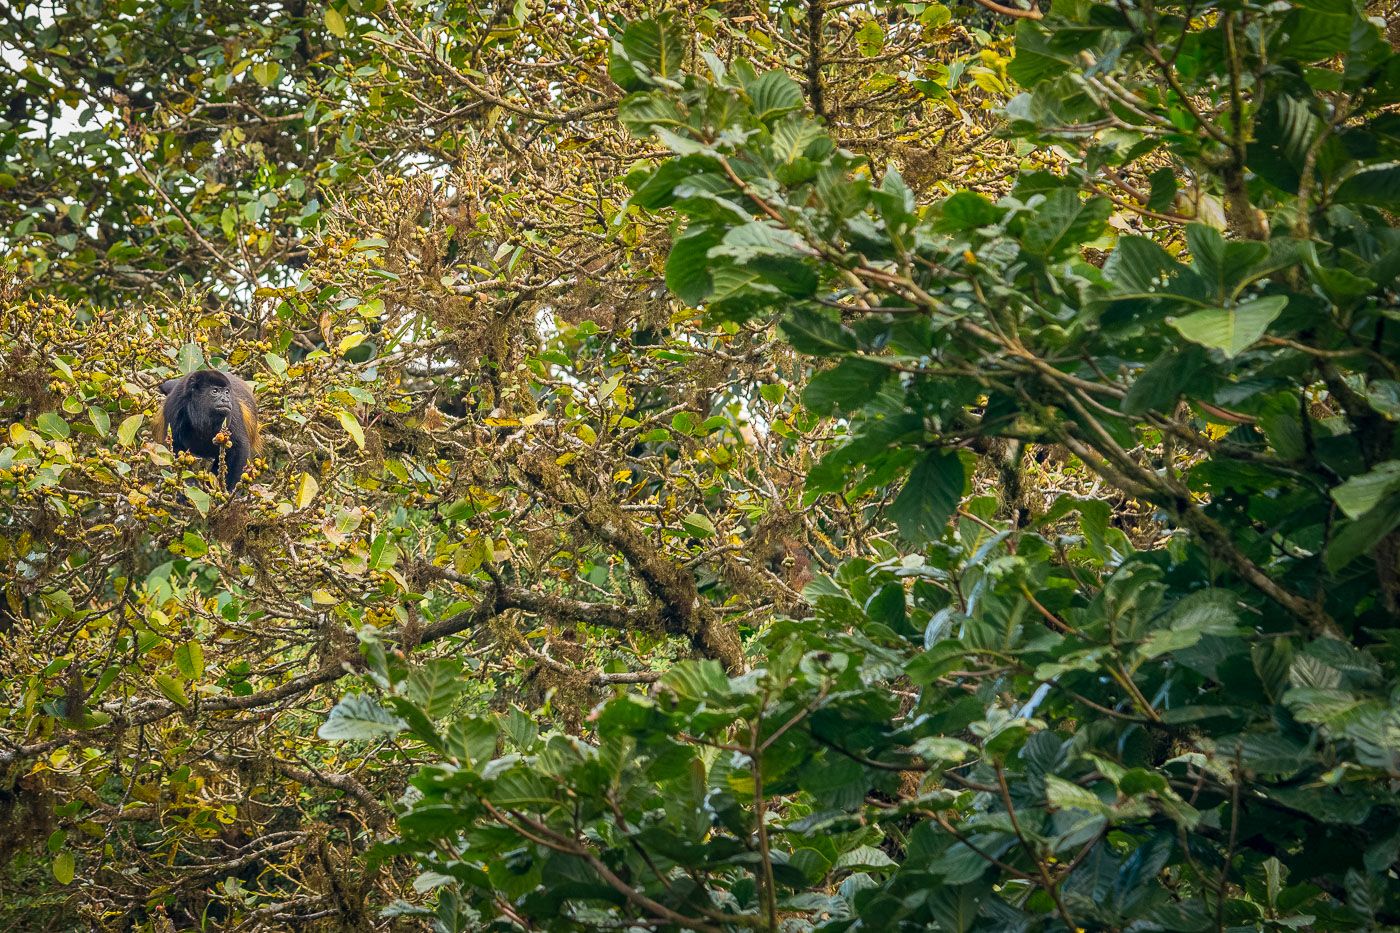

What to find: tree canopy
left=2, top=0, right=1398, bottom=931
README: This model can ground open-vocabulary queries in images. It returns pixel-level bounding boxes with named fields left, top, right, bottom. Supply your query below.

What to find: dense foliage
left=1, top=0, right=1398, bottom=931
left=375, top=4, right=1400, bottom=932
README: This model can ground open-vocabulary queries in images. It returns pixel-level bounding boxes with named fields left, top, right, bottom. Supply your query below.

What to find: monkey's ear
left=158, top=379, right=179, bottom=396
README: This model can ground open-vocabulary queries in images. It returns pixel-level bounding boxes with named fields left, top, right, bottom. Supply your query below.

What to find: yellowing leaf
left=337, top=411, right=365, bottom=448
left=251, top=61, right=280, bottom=87
left=324, top=5, right=347, bottom=37
left=296, top=472, right=319, bottom=509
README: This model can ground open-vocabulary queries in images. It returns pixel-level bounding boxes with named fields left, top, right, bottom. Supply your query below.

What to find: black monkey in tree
left=153, top=370, right=262, bottom=492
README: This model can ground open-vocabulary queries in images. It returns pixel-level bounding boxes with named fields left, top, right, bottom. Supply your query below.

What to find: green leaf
left=1271, top=8, right=1354, bottom=61
left=1122, top=345, right=1207, bottom=415
left=835, top=845, right=897, bottom=870
left=185, top=486, right=211, bottom=516
left=770, top=115, right=828, bottom=164
left=938, top=191, right=1002, bottom=230
left=1326, top=495, right=1400, bottom=571
left=681, top=513, right=717, bottom=538
left=611, top=16, right=685, bottom=91
left=1184, top=223, right=1272, bottom=301
left=1007, top=19, right=1073, bottom=87
left=658, top=659, right=729, bottom=699
left=926, top=885, right=983, bottom=933
left=666, top=227, right=722, bottom=306
left=627, top=158, right=701, bottom=210
left=1233, top=733, right=1310, bottom=776
left=890, top=451, right=965, bottom=544
left=500, top=705, right=540, bottom=749
left=1169, top=296, right=1287, bottom=358
left=1248, top=95, right=1323, bottom=192
left=1331, top=461, right=1400, bottom=519
left=337, top=410, right=365, bottom=448
left=174, top=641, right=204, bottom=680
left=52, top=851, right=75, bottom=885
left=1139, top=589, right=1246, bottom=658
left=1020, top=190, right=1111, bottom=259
left=387, top=695, right=443, bottom=751
left=170, top=532, right=209, bottom=559
left=1146, top=166, right=1178, bottom=213
left=1333, top=164, right=1400, bottom=208
left=319, top=694, right=406, bottom=741
left=1103, top=235, right=1182, bottom=295
left=155, top=673, right=189, bottom=707
left=855, top=19, right=884, bottom=57
left=780, top=308, right=858, bottom=355
left=178, top=341, right=205, bottom=374
left=368, top=533, right=399, bottom=571
left=88, top=405, right=109, bottom=437
left=407, top=659, right=465, bottom=719
left=36, top=411, right=70, bottom=439
left=744, top=68, right=804, bottom=123
left=803, top=358, right=894, bottom=416
left=117, top=414, right=144, bottom=447
left=443, top=717, right=499, bottom=767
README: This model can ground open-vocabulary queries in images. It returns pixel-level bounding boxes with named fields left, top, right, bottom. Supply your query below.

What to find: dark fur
left=154, top=370, right=262, bottom=491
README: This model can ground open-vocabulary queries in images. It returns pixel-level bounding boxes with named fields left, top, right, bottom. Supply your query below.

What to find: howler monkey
left=153, top=370, right=262, bottom=491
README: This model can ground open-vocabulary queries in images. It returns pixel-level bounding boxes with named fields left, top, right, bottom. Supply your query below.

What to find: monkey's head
left=162, top=370, right=234, bottom=433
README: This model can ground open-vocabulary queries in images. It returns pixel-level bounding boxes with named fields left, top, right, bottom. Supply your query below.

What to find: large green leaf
left=1103, top=235, right=1185, bottom=295
left=1122, top=345, right=1208, bottom=415
left=666, top=227, right=722, bottom=307
left=890, top=450, right=966, bottom=544
left=741, top=68, right=804, bottom=123
left=802, top=358, right=895, bottom=416
left=1007, top=19, right=1074, bottom=87
left=1330, top=461, right=1400, bottom=519
left=780, top=308, right=858, bottom=355
left=609, top=16, right=685, bottom=91
left=1168, top=296, right=1288, bottom=358
left=407, top=659, right=465, bottom=719
left=1326, top=489, right=1400, bottom=571
left=1020, top=189, right=1111, bottom=259
left=1332, top=164, right=1400, bottom=208
left=318, top=694, right=406, bottom=741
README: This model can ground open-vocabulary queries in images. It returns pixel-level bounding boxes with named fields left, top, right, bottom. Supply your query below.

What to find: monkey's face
left=189, top=382, right=233, bottom=436
left=205, top=384, right=233, bottom=418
